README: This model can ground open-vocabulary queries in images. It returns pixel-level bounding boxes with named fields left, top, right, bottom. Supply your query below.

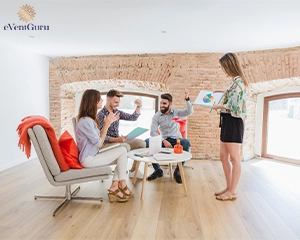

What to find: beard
left=160, top=105, right=170, bottom=114
left=109, top=102, right=117, bottom=111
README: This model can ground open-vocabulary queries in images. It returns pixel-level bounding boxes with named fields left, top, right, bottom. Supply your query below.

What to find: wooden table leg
left=132, top=161, right=141, bottom=185
left=140, top=162, right=148, bottom=200
left=178, top=162, right=187, bottom=196
left=169, top=163, right=173, bottom=182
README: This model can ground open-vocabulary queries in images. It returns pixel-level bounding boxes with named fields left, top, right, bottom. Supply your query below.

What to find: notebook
left=126, top=127, right=149, bottom=140
left=153, top=153, right=175, bottom=161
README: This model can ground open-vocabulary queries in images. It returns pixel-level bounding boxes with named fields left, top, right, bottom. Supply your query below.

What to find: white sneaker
left=129, top=170, right=144, bottom=179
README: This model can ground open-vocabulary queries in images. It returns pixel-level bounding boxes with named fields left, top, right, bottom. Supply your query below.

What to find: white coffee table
left=127, top=148, right=192, bottom=199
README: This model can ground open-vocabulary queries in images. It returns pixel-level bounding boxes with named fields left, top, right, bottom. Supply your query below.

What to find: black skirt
left=220, top=113, right=244, bottom=143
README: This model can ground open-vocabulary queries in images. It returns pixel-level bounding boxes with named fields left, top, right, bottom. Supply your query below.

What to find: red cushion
left=58, top=130, right=83, bottom=169
left=179, top=120, right=187, bottom=138
left=171, top=118, right=187, bottom=138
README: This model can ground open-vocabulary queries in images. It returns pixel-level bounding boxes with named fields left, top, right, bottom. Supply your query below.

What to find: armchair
left=28, top=125, right=112, bottom=216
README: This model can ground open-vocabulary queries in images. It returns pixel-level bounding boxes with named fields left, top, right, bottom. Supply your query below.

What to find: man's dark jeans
left=145, top=137, right=190, bottom=170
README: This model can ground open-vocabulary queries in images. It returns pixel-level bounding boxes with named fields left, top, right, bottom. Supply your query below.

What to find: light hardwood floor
left=1, top=158, right=300, bottom=240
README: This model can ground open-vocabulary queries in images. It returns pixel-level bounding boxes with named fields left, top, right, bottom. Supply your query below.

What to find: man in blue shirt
left=146, top=90, right=193, bottom=183
left=97, top=89, right=146, bottom=179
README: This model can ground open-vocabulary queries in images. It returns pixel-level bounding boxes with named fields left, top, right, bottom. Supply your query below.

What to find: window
left=101, top=92, right=158, bottom=140
left=262, top=93, right=300, bottom=163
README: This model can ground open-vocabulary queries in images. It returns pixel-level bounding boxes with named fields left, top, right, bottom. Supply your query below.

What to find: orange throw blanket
left=17, top=116, right=70, bottom=171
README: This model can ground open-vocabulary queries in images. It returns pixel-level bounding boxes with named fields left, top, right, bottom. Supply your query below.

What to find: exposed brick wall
left=49, top=47, right=300, bottom=160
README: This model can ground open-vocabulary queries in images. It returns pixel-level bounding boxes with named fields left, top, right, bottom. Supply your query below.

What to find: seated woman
left=75, top=89, right=133, bottom=203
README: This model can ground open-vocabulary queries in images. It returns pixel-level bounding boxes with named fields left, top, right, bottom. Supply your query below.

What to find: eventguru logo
left=3, top=4, right=49, bottom=31
left=17, top=4, right=36, bottom=23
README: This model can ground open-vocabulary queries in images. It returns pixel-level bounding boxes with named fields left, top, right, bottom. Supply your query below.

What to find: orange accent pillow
left=58, top=130, right=83, bottom=169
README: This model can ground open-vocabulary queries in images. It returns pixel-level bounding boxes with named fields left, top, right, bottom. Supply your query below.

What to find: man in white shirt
left=146, top=90, right=193, bottom=183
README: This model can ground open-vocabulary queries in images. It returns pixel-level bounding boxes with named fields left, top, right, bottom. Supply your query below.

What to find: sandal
left=119, top=185, right=134, bottom=198
left=216, top=191, right=237, bottom=201
left=107, top=188, right=129, bottom=203
left=214, top=188, right=228, bottom=196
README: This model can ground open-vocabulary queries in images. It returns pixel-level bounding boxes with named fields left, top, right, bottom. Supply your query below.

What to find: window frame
left=101, top=91, right=159, bottom=113
left=262, top=92, right=300, bottom=164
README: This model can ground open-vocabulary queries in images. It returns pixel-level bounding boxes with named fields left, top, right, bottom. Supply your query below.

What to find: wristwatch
left=185, top=97, right=190, bottom=101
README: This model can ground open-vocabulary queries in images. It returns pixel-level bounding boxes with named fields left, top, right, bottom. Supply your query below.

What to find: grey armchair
left=28, top=125, right=112, bottom=216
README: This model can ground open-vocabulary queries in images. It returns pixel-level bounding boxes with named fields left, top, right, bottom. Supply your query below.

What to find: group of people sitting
left=75, top=52, right=248, bottom=203
left=75, top=88, right=193, bottom=203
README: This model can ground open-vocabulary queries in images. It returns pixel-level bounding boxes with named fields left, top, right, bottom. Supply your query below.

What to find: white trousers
left=82, top=146, right=128, bottom=181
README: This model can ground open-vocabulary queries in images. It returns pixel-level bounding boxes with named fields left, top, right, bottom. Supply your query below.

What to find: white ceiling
left=1, top=0, right=300, bottom=58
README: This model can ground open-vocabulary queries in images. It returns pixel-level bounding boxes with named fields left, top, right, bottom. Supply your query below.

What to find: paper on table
left=194, top=90, right=224, bottom=108
left=126, top=127, right=149, bottom=140
left=153, top=153, right=175, bottom=161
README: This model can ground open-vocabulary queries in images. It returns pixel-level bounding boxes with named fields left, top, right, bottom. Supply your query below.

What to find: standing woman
left=212, top=53, right=248, bottom=201
left=76, top=89, right=134, bottom=203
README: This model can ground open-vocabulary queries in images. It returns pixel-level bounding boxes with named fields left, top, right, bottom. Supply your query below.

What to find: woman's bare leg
left=219, top=141, right=231, bottom=189
left=109, top=180, right=119, bottom=191
left=226, top=142, right=241, bottom=195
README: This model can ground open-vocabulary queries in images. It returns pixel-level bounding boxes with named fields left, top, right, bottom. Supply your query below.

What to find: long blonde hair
left=77, top=89, right=101, bottom=128
left=219, top=53, right=248, bottom=87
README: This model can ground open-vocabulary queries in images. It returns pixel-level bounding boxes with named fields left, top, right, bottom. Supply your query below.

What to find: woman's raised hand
left=104, top=112, right=120, bottom=126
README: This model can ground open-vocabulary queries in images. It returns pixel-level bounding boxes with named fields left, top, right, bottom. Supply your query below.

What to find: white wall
left=0, top=41, right=49, bottom=171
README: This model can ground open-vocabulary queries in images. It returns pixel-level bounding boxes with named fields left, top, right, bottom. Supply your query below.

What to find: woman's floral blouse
left=221, top=76, right=247, bottom=120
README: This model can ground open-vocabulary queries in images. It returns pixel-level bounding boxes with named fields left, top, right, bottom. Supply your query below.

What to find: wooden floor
left=1, top=158, right=300, bottom=240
